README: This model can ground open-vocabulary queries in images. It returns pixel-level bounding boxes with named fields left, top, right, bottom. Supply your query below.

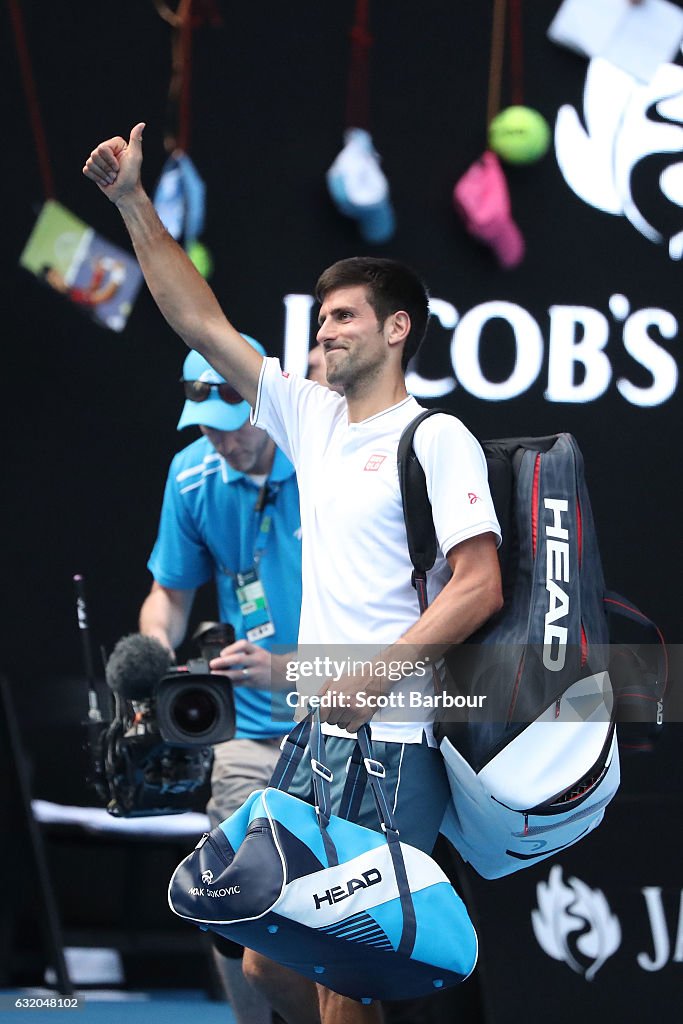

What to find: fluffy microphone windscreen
left=105, top=633, right=174, bottom=700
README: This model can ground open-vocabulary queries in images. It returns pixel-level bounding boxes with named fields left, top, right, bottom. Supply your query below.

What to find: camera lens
left=157, top=675, right=235, bottom=745
left=171, top=688, right=218, bottom=736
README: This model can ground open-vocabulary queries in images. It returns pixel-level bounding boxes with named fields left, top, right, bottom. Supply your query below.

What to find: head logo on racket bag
left=543, top=498, right=570, bottom=671
left=313, top=868, right=382, bottom=909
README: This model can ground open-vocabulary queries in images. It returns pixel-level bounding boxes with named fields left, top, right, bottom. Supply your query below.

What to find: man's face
left=315, top=285, right=387, bottom=390
left=199, top=419, right=273, bottom=474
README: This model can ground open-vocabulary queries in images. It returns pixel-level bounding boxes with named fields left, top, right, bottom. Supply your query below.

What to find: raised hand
left=82, top=122, right=146, bottom=205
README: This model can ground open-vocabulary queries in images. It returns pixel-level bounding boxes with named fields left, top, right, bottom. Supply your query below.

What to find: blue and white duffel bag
left=168, top=713, right=477, bottom=1002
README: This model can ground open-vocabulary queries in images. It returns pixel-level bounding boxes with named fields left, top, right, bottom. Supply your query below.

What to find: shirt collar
left=222, top=443, right=295, bottom=485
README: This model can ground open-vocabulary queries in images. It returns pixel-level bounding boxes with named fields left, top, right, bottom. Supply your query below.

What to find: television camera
left=80, top=607, right=236, bottom=817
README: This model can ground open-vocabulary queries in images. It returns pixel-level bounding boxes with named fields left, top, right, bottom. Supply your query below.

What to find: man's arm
left=83, top=124, right=262, bottom=406
left=318, top=532, right=503, bottom=732
left=394, top=532, right=503, bottom=650
left=139, top=581, right=196, bottom=653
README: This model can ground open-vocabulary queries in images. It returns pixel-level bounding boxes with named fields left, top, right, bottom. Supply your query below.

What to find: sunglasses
left=181, top=379, right=244, bottom=405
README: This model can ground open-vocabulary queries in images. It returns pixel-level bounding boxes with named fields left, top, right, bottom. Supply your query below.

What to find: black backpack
left=397, top=411, right=666, bottom=774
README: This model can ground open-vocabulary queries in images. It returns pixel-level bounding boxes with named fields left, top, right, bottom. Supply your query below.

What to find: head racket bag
left=398, top=418, right=623, bottom=878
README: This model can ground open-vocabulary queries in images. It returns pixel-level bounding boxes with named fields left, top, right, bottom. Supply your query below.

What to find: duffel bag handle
left=269, top=712, right=334, bottom=812
left=270, top=712, right=399, bottom=833
left=268, top=711, right=418, bottom=957
left=338, top=726, right=400, bottom=837
left=339, top=726, right=418, bottom=957
left=270, top=712, right=400, bottom=834
left=269, top=711, right=337, bottom=864
left=269, top=714, right=313, bottom=791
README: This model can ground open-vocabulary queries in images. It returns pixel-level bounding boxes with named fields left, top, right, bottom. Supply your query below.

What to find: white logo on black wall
left=282, top=293, right=679, bottom=407
left=533, top=865, right=683, bottom=978
left=555, top=55, right=683, bottom=260
left=533, top=865, right=621, bottom=979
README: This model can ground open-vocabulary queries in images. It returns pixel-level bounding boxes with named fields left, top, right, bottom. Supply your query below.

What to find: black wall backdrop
left=2, top=2, right=682, bottom=1013
left=4, top=2, right=681, bottom=683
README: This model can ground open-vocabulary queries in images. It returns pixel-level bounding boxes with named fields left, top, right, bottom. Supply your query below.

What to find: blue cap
left=176, top=335, right=265, bottom=432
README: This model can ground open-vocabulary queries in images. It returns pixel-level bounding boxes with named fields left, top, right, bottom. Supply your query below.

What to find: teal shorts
left=287, top=733, right=450, bottom=855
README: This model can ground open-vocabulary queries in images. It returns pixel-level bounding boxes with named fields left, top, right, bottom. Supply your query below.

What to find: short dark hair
left=315, top=257, right=430, bottom=370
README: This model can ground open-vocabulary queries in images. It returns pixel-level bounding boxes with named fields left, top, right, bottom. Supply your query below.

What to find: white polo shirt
left=252, top=357, right=501, bottom=742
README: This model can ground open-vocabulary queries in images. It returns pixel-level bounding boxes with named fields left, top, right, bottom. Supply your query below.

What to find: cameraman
left=139, top=339, right=317, bottom=1024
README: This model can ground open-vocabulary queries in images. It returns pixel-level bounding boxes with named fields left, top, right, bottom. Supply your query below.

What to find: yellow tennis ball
left=187, top=240, right=213, bottom=279
left=488, top=106, right=550, bottom=165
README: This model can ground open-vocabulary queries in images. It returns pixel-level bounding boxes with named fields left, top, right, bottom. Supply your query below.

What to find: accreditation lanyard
left=251, top=480, right=279, bottom=569
left=232, top=480, right=280, bottom=643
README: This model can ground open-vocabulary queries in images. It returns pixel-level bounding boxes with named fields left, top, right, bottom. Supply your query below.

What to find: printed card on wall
left=19, top=199, right=143, bottom=332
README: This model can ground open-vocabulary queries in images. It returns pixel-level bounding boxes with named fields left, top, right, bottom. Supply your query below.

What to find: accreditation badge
left=234, top=568, right=275, bottom=642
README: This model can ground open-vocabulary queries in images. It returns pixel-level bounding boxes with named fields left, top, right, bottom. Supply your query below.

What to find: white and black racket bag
left=398, top=416, right=664, bottom=879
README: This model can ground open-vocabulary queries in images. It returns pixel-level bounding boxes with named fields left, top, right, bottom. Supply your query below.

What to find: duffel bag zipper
left=195, top=831, right=234, bottom=868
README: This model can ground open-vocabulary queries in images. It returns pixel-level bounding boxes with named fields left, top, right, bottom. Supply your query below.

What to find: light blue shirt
left=148, top=435, right=301, bottom=738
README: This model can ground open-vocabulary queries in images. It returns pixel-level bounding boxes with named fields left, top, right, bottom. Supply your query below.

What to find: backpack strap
left=397, top=408, right=454, bottom=614
left=604, top=590, right=668, bottom=689
left=604, top=591, right=664, bottom=639
left=604, top=591, right=668, bottom=744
